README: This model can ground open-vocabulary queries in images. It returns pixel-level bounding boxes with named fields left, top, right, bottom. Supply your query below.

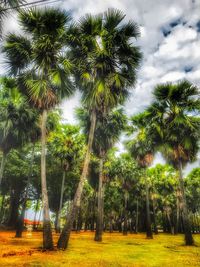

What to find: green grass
left=0, top=231, right=200, bottom=266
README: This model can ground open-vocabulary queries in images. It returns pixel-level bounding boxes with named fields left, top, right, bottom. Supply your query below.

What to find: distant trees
left=0, top=77, right=39, bottom=186
left=76, top=107, right=127, bottom=241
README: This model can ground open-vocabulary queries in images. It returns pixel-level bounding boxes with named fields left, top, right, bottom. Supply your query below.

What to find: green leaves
left=68, top=8, right=142, bottom=111
left=3, top=8, right=74, bottom=110
left=3, top=34, right=31, bottom=75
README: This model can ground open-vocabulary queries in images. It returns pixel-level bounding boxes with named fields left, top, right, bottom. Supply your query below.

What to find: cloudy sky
left=2, top=0, right=200, bottom=172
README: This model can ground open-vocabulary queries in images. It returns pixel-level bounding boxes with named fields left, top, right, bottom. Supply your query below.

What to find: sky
left=1, top=0, right=200, bottom=174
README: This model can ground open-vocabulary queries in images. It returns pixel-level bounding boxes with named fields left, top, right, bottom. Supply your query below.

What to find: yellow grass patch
left=0, top=231, right=199, bottom=267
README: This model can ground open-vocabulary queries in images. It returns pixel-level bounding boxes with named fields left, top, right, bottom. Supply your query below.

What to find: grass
left=0, top=231, right=200, bottom=266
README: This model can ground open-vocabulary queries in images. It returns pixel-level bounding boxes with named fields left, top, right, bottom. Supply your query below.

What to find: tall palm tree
left=147, top=80, right=200, bottom=245
left=3, top=8, right=74, bottom=249
left=57, top=8, right=142, bottom=250
left=76, top=107, right=127, bottom=241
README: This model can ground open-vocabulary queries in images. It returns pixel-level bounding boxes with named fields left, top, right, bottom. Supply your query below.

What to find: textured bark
left=41, top=109, right=53, bottom=250
left=0, top=152, right=6, bottom=186
left=57, top=109, right=96, bottom=250
left=177, top=160, right=194, bottom=245
left=56, top=171, right=66, bottom=233
left=94, top=156, right=104, bottom=241
left=145, top=179, right=153, bottom=239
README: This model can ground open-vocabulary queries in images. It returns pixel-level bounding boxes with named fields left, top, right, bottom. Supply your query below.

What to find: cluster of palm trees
left=127, top=81, right=200, bottom=245
left=1, top=7, right=142, bottom=250
left=0, top=4, right=199, bottom=251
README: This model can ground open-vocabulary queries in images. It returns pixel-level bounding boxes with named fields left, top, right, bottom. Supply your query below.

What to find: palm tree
left=76, top=107, right=127, bottom=241
left=3, top=8, right=74, bottom=249
left=147, top=80, right=200, bottom=245
left=126, top=113, right=156, bottom=239
left=108, top=153, right=141, bottom=235
left=48, top=124, right=85, bottom=232
left=0, top=77, right=38, bottom=186
left=57, top=8, right=142, bottom=250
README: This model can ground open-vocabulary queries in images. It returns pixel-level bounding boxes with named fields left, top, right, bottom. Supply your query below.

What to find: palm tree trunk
left=15, top=145, right=35, bottom=238
left=174, top=188, right=180, bottom=235
left=94, top=155, right=104, bottom=242
left=145, top=178, right=153, bottom=239
left=135, top=198, right=139, bottom=233
left=123, top=191, right=128, bottom=235
left=33, top=197, right=40, bottom=230
left=0, top=152, right=6, bottom=186
left=177, top=160, right=194, bottom=245
left=152, top=194, right=158, bottom=234
left=0, top=194, right=5, bottom=222
left=56, top=170, right=66, bottom=233
left=41, top=109, right=53, bottom=250
left=57, top=109, right=96, bottom=250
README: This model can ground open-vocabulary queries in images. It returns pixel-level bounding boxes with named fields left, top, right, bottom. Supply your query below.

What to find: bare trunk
left=174, top=188, right=180, bottom=235
left=145, top=178, right=153, bottom=239
left=177, top=160, right=194, bottom=245
left=41, top=109, right=53, bottom=250
left=33, top=197, right=40, bottom=230
left=135, top=198, right=139, bottom=233
left=152, top=194, right=158, bottom=234
left=123, top=191, right=128, bottom=235
left=15, top=145, right=35, bottom=238
left=94, top=156, right=104, bottom=241
left=0, top=152, right=6, bottom=186
left=56, top=171, right=66, bottom=233
left=57, top=109, right=96, bottom=250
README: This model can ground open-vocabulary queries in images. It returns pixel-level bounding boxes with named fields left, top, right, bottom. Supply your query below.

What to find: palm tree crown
left=3, top=8, right=74, bottom=110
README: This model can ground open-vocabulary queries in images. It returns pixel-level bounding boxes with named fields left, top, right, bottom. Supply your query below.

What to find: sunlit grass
left=0, top=231, right=199, bottom=266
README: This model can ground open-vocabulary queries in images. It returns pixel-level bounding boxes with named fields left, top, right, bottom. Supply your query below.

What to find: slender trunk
left=94, top=156, right=104, bottom=241
left=145, top=178, right=153, bottom=239
left=174, top=187, right=180, bottom=234
left=37, top=208, right=42, bottom=229
left=33, top=197, right=40, bottom=230
left=152, top=194, right=158, bottom=234
left=109, top=214, right=113, bottom=233
left=56, top=171, right=66, bottom=233
left=7, top=189, right=20, bottom=227
left=0, top=152, right=6, bottom=186
left=177, top=160, right=194, bottom=245
left=57, top=109, right=96, bottom=250
left=165, top=207, right=174, bottom=234
left=0, top=194, right=5, bottom=222
left=41, top=109, right=53, bottom=250
left=15, top=145, right=35, bottom=238
left=135, top=198, right=139, bottom=233
left=123, top=191, right=128, bottom=235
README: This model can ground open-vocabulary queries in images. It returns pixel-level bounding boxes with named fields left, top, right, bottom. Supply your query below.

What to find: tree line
left=0, top=4, right=199, bottom=250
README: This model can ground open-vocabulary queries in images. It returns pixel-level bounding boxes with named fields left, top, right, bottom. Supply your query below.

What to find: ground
left=0, top=231, right=199, bottom=267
